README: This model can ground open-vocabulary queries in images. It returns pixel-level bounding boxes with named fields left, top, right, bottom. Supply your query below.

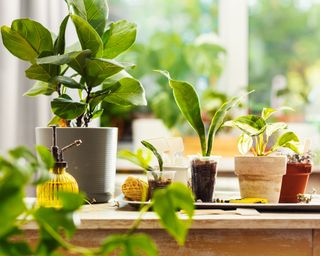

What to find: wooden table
left=24, top=203, right=320, bottom=256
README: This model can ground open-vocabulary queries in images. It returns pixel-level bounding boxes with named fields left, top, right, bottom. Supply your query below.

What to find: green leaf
left=158, top=70, right=206, bottom=155
left=265, top=122, right=287, bottom=138
left=101, top=234, right=157, bottom=256
left=237, top=133, right=253, bottom=155
left=230, top=115, right=266, bottom=136
left=25, top=64, right=52, bottom=82
left=48, top=116, right=61, bottom=126
left=54, top=15, right=69, bottom=54
left=71, top=15, right=103, bottom=57
left=36, top=145, right=55, bottom=169
left=57, top=191, right=85, bottom=211
left=141, top=140, right=163, bottom=172
left=11, top=19, right=53, bottom=54
left=91, top=109, right=104, bottom=119
left=261, top=106, right=294, bottom=120
left=282, top=142, right=301, bottom=154
left=1, top=19, right=53, bottom=62
left=274, top=131, right=299, bottom=149
left=152, top=183, right=194, bottom=245
left=68, top=50, right=92, bottom=74
left=51, top=96, right=87, bottom=120
left=206, top=92, right=251, bottom=156
left=118, top=149, right=153, bottom=172
left=50, top=76, right=84, bottom=89
left=66, top=0, right=108, bottom=36
left=24, top=81, right=56, bottom=96
left=103, top=20, right=137, bottom=58
left=103, top=77, right=147, bottom=106
left=85, top=58, right=125, bottom=87
left=1, top=26, right=38, bottom=62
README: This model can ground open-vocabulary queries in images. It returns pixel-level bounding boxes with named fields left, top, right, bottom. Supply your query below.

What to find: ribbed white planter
left=234, top=155, right=287, bottom=203
left=36, top=127, right=118, bottom=203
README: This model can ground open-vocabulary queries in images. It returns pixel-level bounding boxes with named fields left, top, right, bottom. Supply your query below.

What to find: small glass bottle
left=37, top=126, right=82, bottom=208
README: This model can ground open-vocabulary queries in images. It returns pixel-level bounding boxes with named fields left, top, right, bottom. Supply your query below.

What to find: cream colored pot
left=234, top=155, right=287, bottom=203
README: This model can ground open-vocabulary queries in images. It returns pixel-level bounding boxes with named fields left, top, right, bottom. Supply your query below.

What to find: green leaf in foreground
left=152, top=183, right=194, bottom=246
left=24, top=81, right=56, bottom=96
left=36, top=145, right=55, bottom=169
left=100, top=233, right=157, bottom=256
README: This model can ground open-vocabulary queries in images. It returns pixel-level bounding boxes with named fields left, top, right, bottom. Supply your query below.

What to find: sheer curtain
left=0, top=0, right=66, bottom=153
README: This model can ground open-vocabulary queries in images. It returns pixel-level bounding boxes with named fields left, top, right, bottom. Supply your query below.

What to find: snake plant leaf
left=85, top=58, right=127, bottom=87
left=141, top=140, right=163, bottom=172
left=229, top=115, right=266, bottom=136
left=206, top=92, right=252, bottom=156
left=24, top=81, right=56, bottom=96
left=237, top=133, right=253, bottom=155
left=66, top=0, right=108, bottom=36
left=101, top=233, right=157, bottom=256
left=265, top=122, right=287, bottom=138
left=51, top=95, right=87, bottom=120
left=71, top=15, right=103, bottom=57
left=152, top=183, right=194, bottom=246
left=102, top=20, right=137, bottom=58
left=158, top=70, right=206, bottom=155
left=261, top=106, right=294, bottom=120
left=103, top=77, right=147, bottom=106
left=54, top=15, right=69, bottom=54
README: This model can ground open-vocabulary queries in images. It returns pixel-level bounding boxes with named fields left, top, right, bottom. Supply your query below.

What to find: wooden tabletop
left=24, top=203, right=320, bottom=230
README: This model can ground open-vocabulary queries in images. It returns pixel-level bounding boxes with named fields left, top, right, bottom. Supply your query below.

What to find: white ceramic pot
left=163, top=166, right=190, bottom=186
left=234, top=155, right=287, bottom=203
left=36, top=127, right=118, bottom=203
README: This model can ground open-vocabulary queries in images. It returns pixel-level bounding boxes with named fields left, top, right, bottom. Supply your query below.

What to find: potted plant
left=225, top=107, right=300, bottom=203
left=119, top=140, right=175, bottom=199
left=279, top=151, right=312, bottom=203
left=1, top=0, right=147, bottom=202
left=158, top=70, right=249, bottom=202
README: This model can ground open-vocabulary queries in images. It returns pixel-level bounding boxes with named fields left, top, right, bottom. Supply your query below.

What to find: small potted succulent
left=225, top=107, right=300, bottom=203
left=119, top=140, right=175, bottom=199
left=279, top=151, right=312, bottom=203
left=158, top=70, right=248, bottom=202
left=1, top=0, right=147, bottom=202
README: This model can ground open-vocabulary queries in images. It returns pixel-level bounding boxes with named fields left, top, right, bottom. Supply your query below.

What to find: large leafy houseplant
left=225, top=107, right=301, bottom=203
left=0, top=145, right=194, bottom=255
left=158, top=70, right=248, bottom=202
left=1, top=0, right=147, bottom=202
left=1, top=0, right=146, bottom=127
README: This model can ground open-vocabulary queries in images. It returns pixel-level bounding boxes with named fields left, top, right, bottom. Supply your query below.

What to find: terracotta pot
left=234, top=156, right=287, bottom=203
left=279, top=163, right=312, bottom=203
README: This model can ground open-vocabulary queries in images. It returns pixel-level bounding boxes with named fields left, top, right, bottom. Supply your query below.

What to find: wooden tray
left=120, top=200, right=320, bottom=212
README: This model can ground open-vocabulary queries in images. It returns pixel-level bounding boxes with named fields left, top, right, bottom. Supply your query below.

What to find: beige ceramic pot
left=234, top=155, right=287, bottom=203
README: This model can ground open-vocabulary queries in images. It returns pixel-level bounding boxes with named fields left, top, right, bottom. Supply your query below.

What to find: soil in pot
left=147, top=171, right=175, bottom=199
left=279, top=162, right=312, bottom=203
left=191, top=157, right=217, bottom=202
